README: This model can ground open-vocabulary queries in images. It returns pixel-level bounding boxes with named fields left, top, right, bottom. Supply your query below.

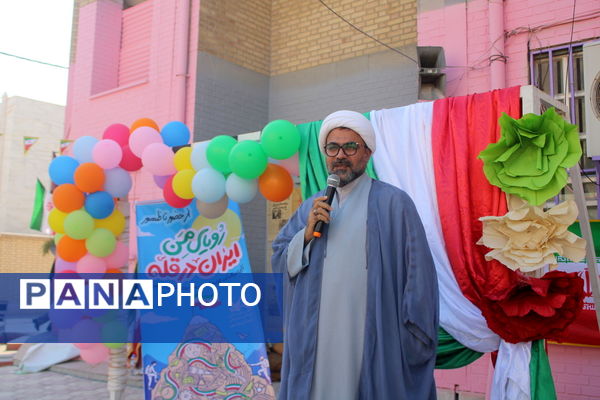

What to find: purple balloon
left=153, top=174, right=171, bottom=189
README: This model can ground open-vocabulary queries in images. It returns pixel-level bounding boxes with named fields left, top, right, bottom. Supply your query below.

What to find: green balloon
left=229, top=141, right=268, bottom=179
left=54, top=233, right=64, bottom=245
left=63, top=210, right=95, bottom=240
left=101, top=320, right=128, bottom=347
left=261, top=120, right=300, bottom=160
left=86, top=228, right=116, bottom=257
left=206, top=135, right=237, bottom=174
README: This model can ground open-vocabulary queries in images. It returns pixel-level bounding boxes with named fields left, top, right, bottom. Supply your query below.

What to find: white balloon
left=226, top=174, right=257, bottom=204
left=192, top=168, right=226, bottom=203
left=191, top=141, right=210, bottom=171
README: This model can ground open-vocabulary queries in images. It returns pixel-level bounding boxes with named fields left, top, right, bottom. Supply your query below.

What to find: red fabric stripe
left=432, top=86, right=521, bottom=312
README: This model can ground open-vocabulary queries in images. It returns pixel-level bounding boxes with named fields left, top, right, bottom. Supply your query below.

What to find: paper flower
left=484, top=270, right=584, bottom=343
left=478, top=107, right=582, bottom=206
left=478, top=196, right=586, bottom=273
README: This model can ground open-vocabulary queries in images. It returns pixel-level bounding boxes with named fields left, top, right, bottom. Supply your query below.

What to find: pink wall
left=64, top=0, right=200, bottom=262
left=420, top=1, right=600, bottom=397
left=418, top=0, right=600, bottom=96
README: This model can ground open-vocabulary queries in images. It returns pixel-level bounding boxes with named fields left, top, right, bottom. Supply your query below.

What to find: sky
left=0, top=0, right=74, bottom=106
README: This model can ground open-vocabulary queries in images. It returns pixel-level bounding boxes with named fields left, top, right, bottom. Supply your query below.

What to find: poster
left=553, top=221, right=600, bottom=346
left=137, top=201, right=275, bottom=399
left=266, top=186, right=302, bottom=272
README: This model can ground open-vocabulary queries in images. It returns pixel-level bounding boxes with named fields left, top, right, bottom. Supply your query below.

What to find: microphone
left=313, top=174, right=340, bottom=238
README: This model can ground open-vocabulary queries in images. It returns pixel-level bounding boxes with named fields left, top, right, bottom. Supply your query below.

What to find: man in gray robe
left=272, top=110, right=439, bottom=400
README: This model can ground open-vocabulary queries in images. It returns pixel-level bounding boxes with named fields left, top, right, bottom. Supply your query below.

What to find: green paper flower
left=478, top=107, right=582, bottom=206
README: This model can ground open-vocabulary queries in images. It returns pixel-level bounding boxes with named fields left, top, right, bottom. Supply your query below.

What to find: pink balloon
left=102, top=124, right=130, bottom=147
left=105, top=241, right=128, bottom=269
left=277, top=153, right=299, bottom=177
left=153, top=174, right=171, bottom=189
left=74, top=342, right=95, bottom=350
left=80, top=343, right=109, bottom=365
left=129, top=126, right=162, bottom=157
left=142, top=143, right=176, bottom=176
left=92, top=139, right=123, bottom=169
left=76, top=254, right=108, bottom=274
left=55, top=256, right=77, bottom=273
left=120, top=144, right=142, bottom=171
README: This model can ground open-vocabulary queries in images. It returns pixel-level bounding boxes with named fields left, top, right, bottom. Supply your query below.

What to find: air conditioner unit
left=583, top=41, right=600, bottom=158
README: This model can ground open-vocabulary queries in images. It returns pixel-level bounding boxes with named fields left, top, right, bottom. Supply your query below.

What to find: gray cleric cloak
left=272, top=179, right=439, bottom=400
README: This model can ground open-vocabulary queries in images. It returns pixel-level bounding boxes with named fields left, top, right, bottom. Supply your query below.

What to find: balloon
left=57, top=235, right=87, bottom=262
left=225, top=174, right=258, bottom=204
left=74, top=342, right=95, bottom=350
left=102, top=320, right=128, bottom=344
left=119, top=144, right=143, bottom=171
left=174, top=146, right=193, bottom=171
left=74, top=163, right=105, bottom=193
left=105, top=268, right=123, bottom=274
left=95, top=208, right=125, bottom=236
left=161, top=121, right=190, bottom=147
left=53, top=183, right=85, bottom=213
left=258, top=164, right=294, bottom=202
left=105, top=241, right=128, bottom=268
left=196, top=196, right=229, bottom=219
left=92, top=139, right=123, bottom=169
left=76, top=254, right=107, bottom=274
left=206, top=135, right=237, bottom=173
left=48, top=156, right=80, bottom=185
left=130, top=117, right=159, bottom=133
left=192, top=168, right=226, bottom=203
left=163, top=176, right=193, bottom=208
left=103, top=167, right=132, bottom=199
left=73, top=136, right=99, bottom=163
left=85, top=191, right=115, bottom=219
left=54, top=233, right=64, bottom=245
left=191, top=141, right=210, bottom=170
left=141, top=143, right=176, bottom=176
left=261, top=120, right=301, bottom=159
left=64, top=210, right=95, bottom=240
left=55, top=256, right=76, bottom=273
left=229, top=140, right=268, bottom=179
left=102, top=124, right=130, bottom=147
left=86, top=228, right=117, bottom=257
left=172, top=169, right=195, bottom=199
left=153, top=174, right=171, bottom=189
left=80, top=344, right=109, bottom=365
left=48, top=208, right=68, bottom=234
left=129, top=126, right=162, bottom=157
left=275, top=153, right=299, bottom=177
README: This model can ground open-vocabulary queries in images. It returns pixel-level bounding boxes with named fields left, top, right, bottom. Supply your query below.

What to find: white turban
left=318, top=110, right=376, bottom=154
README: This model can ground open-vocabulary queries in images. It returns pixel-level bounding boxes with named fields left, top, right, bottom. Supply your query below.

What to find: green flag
left=30, top=179, right=46, bottom=231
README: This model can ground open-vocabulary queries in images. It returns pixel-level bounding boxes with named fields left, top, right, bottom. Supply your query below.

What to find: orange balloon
left=74, top=163, right=105, bottom=193
left=105, top=268, right=123, bottom=274
left=57, top=235, right=88, bottom=262
left=130, top=118, right=159, bottom=133
left=258, top=164, right=294, bottom=202
left=53, top=184, right=85, bottom=212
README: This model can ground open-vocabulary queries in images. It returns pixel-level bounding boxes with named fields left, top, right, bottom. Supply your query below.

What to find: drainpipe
left=488, top=0, right=505, bottom=90
left=174, top=0, right=191, bottom=124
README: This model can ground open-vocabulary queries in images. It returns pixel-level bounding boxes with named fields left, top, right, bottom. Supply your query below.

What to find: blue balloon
left=48, top=155, right=80, bottom=185
left=73, top=136, right=99, bottom=163
left=161, top=121, right=190, bottom=147
left=103, top=167, right=132, bottom=198
left=84, top=191, right=115, bottom=219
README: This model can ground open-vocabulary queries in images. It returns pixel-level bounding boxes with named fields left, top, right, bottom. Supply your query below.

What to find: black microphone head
left=327, top=174, right=340, bottom=188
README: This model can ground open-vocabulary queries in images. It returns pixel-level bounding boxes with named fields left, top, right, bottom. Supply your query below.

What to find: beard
left=328, top=159, right=366, bottom=187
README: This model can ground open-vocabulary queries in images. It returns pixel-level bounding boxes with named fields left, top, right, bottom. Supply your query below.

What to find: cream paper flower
left=478, top=196, right=586, bottom=273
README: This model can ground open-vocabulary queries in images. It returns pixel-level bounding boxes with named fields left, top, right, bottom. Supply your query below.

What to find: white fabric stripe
left=370, top=105, right=530, bottom=400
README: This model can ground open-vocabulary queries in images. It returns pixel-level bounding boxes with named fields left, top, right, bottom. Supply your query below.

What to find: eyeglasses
left=324, top=141, right=362, bottom=157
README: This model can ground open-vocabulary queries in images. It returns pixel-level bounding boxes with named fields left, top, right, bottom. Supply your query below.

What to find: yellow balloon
left=95, top=209, right=126, bottom=237
left=172, top=169, right=195, bottom=199
left=48, top=208, right=68, bottom=234
left=174, top=147, right=193, bottom=171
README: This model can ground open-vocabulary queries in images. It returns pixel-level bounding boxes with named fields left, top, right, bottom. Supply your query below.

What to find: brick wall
left=198, top=0, right=271, bottom=75
left=271, top=0, right=417, bottom=75
left=0, top=234, right=54, bottom=274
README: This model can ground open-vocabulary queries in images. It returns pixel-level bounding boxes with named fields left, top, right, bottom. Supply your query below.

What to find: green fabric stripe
left=530, top=340, right=557, bottom=400
left=29, top=179, right=45, bottom=231
left=435, top=328, right=484, bottom=369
